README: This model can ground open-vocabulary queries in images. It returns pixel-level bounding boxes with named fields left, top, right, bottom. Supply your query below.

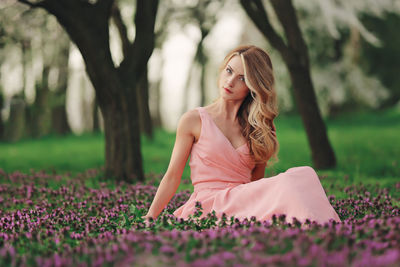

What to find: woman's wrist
left=144, top=212, right=156, bottom=219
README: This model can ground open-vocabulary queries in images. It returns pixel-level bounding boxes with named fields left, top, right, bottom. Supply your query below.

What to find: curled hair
left=219, top=45, right=279, bottom=165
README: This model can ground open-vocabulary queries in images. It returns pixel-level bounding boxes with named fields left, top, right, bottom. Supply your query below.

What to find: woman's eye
left=226, top=68, right=232, bottom=74
left=239, top=76, right=245, bottom=82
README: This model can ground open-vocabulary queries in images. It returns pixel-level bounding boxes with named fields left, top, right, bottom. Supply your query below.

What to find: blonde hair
left=219, top=45, right=279, bottom=165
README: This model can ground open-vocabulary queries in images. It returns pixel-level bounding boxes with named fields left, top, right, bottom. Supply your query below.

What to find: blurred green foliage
left=361, top=13, right=400, bottom=107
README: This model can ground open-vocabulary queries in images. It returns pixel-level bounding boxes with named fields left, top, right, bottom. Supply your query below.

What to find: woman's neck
left=211, top=98, right=243, bottom=122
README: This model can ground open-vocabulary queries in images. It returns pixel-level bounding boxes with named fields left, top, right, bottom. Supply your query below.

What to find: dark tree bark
left=136, top=66, right=153, bottom=139
left=111, top=3, right=130, bottom=58
left=21, top=39, right=31, bottom=100
left=241, top=0, right=336, bottom=169
left=51, top=34, right=71, bottom=135
left=5, top=96, right=26, bottom=142
left=30, top=65, right=51, bottom=138
left=112, top=3, right=153, bottom=138
left=51, top=104, right=70, bottom=135
left=151, top=76, right=163, bottom=128
left=195, top=33, right=208, bottom=107
left=18, top=0, right=159, bottom=181
left=21, top=28, right=52, bottom=138
left=92, top=96, right=100, bottom=132
left=198, top=40, right=207, bottom=107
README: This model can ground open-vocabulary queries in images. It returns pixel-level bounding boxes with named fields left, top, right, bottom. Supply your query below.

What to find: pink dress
left=173, top=107, right=341, bottom=224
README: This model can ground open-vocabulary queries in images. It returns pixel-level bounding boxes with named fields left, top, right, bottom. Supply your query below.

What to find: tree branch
left=111, top=2, right=130, bottom=58
left=270, top=0, right=308, bottom=57
left=240, top=0, right=289, bottom=55
left=17, top=0, right=45, bottom=8
left=119, top=0, right=159, bottom=79
left=95, top=0, right=114, bottom=19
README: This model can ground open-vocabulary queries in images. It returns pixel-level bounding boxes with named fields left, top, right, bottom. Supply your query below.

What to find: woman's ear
left=249, top=90, right=256, bottom=100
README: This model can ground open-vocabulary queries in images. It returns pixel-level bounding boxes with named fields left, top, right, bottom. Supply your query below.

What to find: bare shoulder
left=180, top=108, right=200, bottom=122
left=177, top=108, right=201, bottom=142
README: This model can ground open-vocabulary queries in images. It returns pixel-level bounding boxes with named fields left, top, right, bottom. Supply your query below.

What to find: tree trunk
left=5, top=97, right=26, bottom=142
left=241, top=0, right=336, bottom=169
left=51, top=70, right=70, bottom=136
left=51, top=35, right=71, bottom=135
left=150, top=53, right=163, bottom=128
left=21, top=39, right=31, bottom=100
left=151, top=78, right=163, bottom=128
left=83, top=62, right=144, bottom=181
left=0, top=91, right=4, bottom=140
left=30, top=65, right=51, bottom=138
left=18, top=0, right=159, bottom=181
left=287, top=64, right=336, bottom=168
left=137, top=66, right=153, bottom=139
left=199, top=45, right=207, bottom=107
left=92, top=96, right=100, bottom=132
left=51, top=105, right=69, bottom=135
left=112, top=2, right=153, bottom=138
left=103, top=84, right=144, bottom=181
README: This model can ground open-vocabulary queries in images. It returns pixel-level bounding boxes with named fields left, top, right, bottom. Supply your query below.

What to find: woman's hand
left=141, top=215, right=154, bottom=227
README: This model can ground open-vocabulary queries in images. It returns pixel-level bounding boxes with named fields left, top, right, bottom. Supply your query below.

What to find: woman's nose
left=227, top=76, right=234, bottom=87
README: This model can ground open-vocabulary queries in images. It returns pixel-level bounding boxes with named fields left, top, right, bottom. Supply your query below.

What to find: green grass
left=270, top=108, right=400, bottom=178
left=0, top=107, right=399, bottom=194
left=0, top=130, right=183, bottom=178
left=0, top=133, right=105, bottom=174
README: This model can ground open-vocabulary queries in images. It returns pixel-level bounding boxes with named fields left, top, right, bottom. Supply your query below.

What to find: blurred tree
left=0, top=91, right=4, bottom=140
left=27, top=19, right=52, bottom=138
left=28, top=58, right=52, bottom=138
left=111, top=1, right=153, bottom=139
left=149, top=0, right=176, bottom=129
left=147, top=0, right=195, bottom=128
left=177, top=0, right=225, bottom=112
left=361, top=13, right=400, bottom=108
left=92, top=98, right=101, bottom=132
left=0, top=21, right=5, bottom=141
left=4, top=96, right=26, bottom=142
left=23, top=14, right=71, bottom=138
left=241, top=0, right=336, bottom=169
left=293, top=0, right=399, bottom=115
left=136, top=67, right=152, bottom=138
left=0, top=4, right=71, bottom=138
left=50, top=29, right=71, bottom=135
left=18, top=0, right=159, bottom=181
left=0, top=3, right=31, bottom=141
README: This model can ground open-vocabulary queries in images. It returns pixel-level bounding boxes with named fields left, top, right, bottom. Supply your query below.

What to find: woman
left=144, top=45, right=340, bottom=224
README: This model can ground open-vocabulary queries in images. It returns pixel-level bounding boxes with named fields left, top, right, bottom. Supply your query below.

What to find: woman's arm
left=145, top=110, right=200, bottom=219
left=251, top=163, right=266, bottom=182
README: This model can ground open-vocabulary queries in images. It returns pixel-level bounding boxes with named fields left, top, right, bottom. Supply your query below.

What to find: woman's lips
left=224, top=87, right=233, bottom=94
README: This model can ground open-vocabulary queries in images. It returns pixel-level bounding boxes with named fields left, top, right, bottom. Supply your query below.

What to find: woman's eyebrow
left=227, top=64, right=244, bottom=76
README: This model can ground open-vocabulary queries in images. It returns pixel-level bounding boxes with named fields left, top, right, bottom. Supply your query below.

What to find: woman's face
left=218, top=55, right=249, bottom=101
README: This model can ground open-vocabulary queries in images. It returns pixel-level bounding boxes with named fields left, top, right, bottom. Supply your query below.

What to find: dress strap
left=193, top=107, right=209, bottom=146
left=195, top=107, right=206, bottom=123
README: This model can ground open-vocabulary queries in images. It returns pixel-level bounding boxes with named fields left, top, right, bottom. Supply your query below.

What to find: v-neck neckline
left=201, top=107, right=247, bottom=151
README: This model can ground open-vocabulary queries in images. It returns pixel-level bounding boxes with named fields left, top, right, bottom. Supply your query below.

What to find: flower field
left=1, top=169, right=400, bottom=267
